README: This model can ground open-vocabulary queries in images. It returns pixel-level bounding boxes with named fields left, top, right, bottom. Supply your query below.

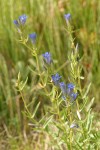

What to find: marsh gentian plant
left=14, top=14, right=95, bottom=150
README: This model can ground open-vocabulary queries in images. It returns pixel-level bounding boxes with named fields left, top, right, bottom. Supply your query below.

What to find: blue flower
left=51, top=73, right=62, bottom=86
left=42, top=52, right=52, bottom=65
left=67, top=83, right=75, bottom=89
left=70, top=93, right=78, bottom=102
left=13, top=20, right=19, bottom=26
left=19, top=14, right=27, bottom=25
left=59, top=82, right=77, bottom=102
left=66, top=83, right=75, bottom=95
left=29, top=33, right=37, bottom=44
left=59, top=82, right=67, bottom=95
left=64, top=13, right=71, bottom=21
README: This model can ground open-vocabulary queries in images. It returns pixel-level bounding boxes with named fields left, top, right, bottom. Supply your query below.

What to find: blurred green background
left=0, top=0, right=100, bottom=149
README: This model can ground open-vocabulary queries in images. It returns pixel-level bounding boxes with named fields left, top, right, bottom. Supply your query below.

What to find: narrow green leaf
left=43, top=115, right=53, bottom=129
left=31, top=102, right=41, bottom=119
left=20, top=77, right=28, bottom=91
left=83, top=83, right=91, bottom=99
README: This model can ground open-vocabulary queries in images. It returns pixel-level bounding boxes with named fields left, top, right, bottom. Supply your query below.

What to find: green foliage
left=0, top=0, right=100, bottom=149
left=14, top=11, right=99, bottom=149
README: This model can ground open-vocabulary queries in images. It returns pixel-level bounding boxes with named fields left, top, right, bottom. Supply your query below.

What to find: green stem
left=35, top=53, right=50, bottom=96
left=19, top=89, right=31, bottom=116
left=67, top=100, right=73, bottom=150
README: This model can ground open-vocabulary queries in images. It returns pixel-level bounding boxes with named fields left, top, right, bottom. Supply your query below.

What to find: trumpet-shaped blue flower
left=51, top=73, right=62, bottom=86
left=70, top=92, right=78, bottom=102
left=60, top=82, right=77, bottom=102
left=59, top=82, right=67, bottom=95
left=13, top=20, right=19, bottom=26
left=67, top=83, right=75, bottom=90
left=67, top=83, right=75, bottom=95
left=29, top=33, right=37, bottom=44
left=42, top=52, right=52, bottom=65
left=64, top=13, right=71, bottom=21
left=19, top=14, right=27, bottom=25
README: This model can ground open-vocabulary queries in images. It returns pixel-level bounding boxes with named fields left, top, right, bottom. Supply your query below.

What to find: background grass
left=0, top=0, right=100, bottom=149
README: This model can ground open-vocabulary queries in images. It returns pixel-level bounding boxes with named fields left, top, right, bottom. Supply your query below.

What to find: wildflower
left=59, top=82, right=77, bottom=102
left=51, top=73, right=62, bottom=86
left=66, top=83, right=75, bottom=95
left=64, top=13, right=71, bottom=21
left=70, top=93, right=78, bottom=102
left=59, top=82, right=67, bottom=95
left=19, top=14, right=27, bottom=25
left=13, top=20, right=21, bottom=33
left=70, top=123, right=79, bottom=129
left=13, top=20, right=19, bottom=26
left=67, top=83, right=75, bottom=89
left=42, top=52, right=52, bottom=65
left=29, top=33, right=37, bottom=44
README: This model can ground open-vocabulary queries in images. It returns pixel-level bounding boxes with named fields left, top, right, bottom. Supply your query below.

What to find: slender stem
left=68, top=105, right=73, bottom=150
left=35, top=53, right=50, bottom=96
left=23, top=43, right=33, bottom=52
left=69, top=24, right=81, bottom=117
left=55, top=60, right=69, bottom=73
left=35, top=53, right=40, bottom=73
left=19, top=89, right=31, bottom=116
left=66, top=98, right=73, bottom=149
